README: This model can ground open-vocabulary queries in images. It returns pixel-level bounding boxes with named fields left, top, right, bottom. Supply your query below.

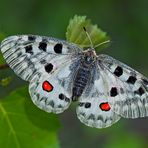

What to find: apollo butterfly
left=1, top=32, right=148, bottom=128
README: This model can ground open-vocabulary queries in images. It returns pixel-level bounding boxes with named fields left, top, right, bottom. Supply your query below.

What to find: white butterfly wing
left=76, top=54, right=148, bottom=128
left=0, top=35, right=82, bottom=113
left=76, top=65, right=121, bottom=128
left=98, top=54, right=148, bottom=118
left=29, top=55, right=79, bottom=113
left=0, top=35, right=82, bottom=81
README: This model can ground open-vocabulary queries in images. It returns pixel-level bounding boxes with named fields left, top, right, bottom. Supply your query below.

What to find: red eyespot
left=100, top=102, right=111, bottom=111
left=42, top=81, right=53, bottom=92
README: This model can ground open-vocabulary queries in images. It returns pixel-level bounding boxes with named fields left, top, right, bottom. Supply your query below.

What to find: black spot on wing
left=45, top=63, right=53, bottom=73
left=59, top=93, right=70, bottom=102
left=127, top=76, right=137, bottom=84
left=54, top=43, right=63, bottom=53
left=114, top=66, right=123, bottom=77
left=138, top=87, right=145, bottom=96
left=28, top=36, right=36, bottom=41
left=84, top=102, right=91, bottom=108
left=25, top=45, right=33, bottom=54
left=134, top=87, right=145, bottom=96
left=39, top=41, right=47, bottom=51
left=110, top=87, right=118, bottom=97
left=59, top=94, right=64, bottom=100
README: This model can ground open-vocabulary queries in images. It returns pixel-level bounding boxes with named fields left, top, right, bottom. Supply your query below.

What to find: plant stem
left=0, top=64, right=9, bottom=70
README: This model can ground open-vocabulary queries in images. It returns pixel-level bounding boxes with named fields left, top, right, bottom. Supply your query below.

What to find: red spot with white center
left=42, top=81, right=53, bottom=92
left=100, top=102, right=111, bottom=111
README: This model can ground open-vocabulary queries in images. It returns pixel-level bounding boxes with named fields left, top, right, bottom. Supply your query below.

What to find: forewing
left=76, top=65, right=121, bottom=128
left=0, top=35, right=82, bottom=81
left=98, top=54, right=148, bottom=118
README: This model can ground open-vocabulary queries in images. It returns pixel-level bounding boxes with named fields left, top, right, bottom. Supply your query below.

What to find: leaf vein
left=0, top=103, right=21, bottom=148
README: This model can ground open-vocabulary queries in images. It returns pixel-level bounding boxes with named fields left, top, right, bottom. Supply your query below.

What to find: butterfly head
left=82, top=49, right=97, bottom=65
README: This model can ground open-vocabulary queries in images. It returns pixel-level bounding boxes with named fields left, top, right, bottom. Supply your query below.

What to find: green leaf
left=0, top=33, right=6, bottom=64
left=0, top=76, right=12, bottom=86
left=0, top=33, right=5, bottom=42
left=0, top=53, right=6, bottom=65
left=105, top=132, right=144, bottom=148
left=66, top=15, right=110, bottom=51
left=0, top=87, right=60, bottom=148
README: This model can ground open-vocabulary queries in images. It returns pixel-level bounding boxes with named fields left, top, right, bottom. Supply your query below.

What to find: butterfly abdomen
left=72, top=66, right=91, bottom=101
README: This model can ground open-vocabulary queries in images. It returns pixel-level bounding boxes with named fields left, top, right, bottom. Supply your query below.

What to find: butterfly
left=0, top=33, right=148, bottom=129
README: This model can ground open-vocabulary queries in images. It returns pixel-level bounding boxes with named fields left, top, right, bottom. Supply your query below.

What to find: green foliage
left=0, top=52, right=6, bottom=65
left=0, top=76, right=12, bottom=86
left=105, top=132, right=144, bottom=148
left=0, top=33, right=5, bottom=41
left=66, top=15, right=110, bottom=51
left=0, top=87, right=60, bottom=148
left=0, top=33, right=6, bottom=64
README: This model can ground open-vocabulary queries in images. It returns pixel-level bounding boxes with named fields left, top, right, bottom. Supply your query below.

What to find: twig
left=0, top=64, right=9, bottom=70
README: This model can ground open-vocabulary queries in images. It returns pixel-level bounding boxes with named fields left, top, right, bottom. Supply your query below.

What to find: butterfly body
left=72, top=49, right=97, bottom=101
left=0, top=35, right=148, bottom=128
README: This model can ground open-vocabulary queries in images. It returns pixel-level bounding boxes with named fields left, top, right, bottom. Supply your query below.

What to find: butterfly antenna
left=94, top=40, right=110, bottom=48
left=83, top=27, right=94, bottom=49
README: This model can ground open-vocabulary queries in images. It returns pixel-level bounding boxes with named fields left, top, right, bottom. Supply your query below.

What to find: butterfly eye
left=42, top=81, right=53, bottom=92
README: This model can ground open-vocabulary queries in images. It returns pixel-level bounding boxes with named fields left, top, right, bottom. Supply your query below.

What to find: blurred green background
left=0, top=0, right=148, bottom=148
